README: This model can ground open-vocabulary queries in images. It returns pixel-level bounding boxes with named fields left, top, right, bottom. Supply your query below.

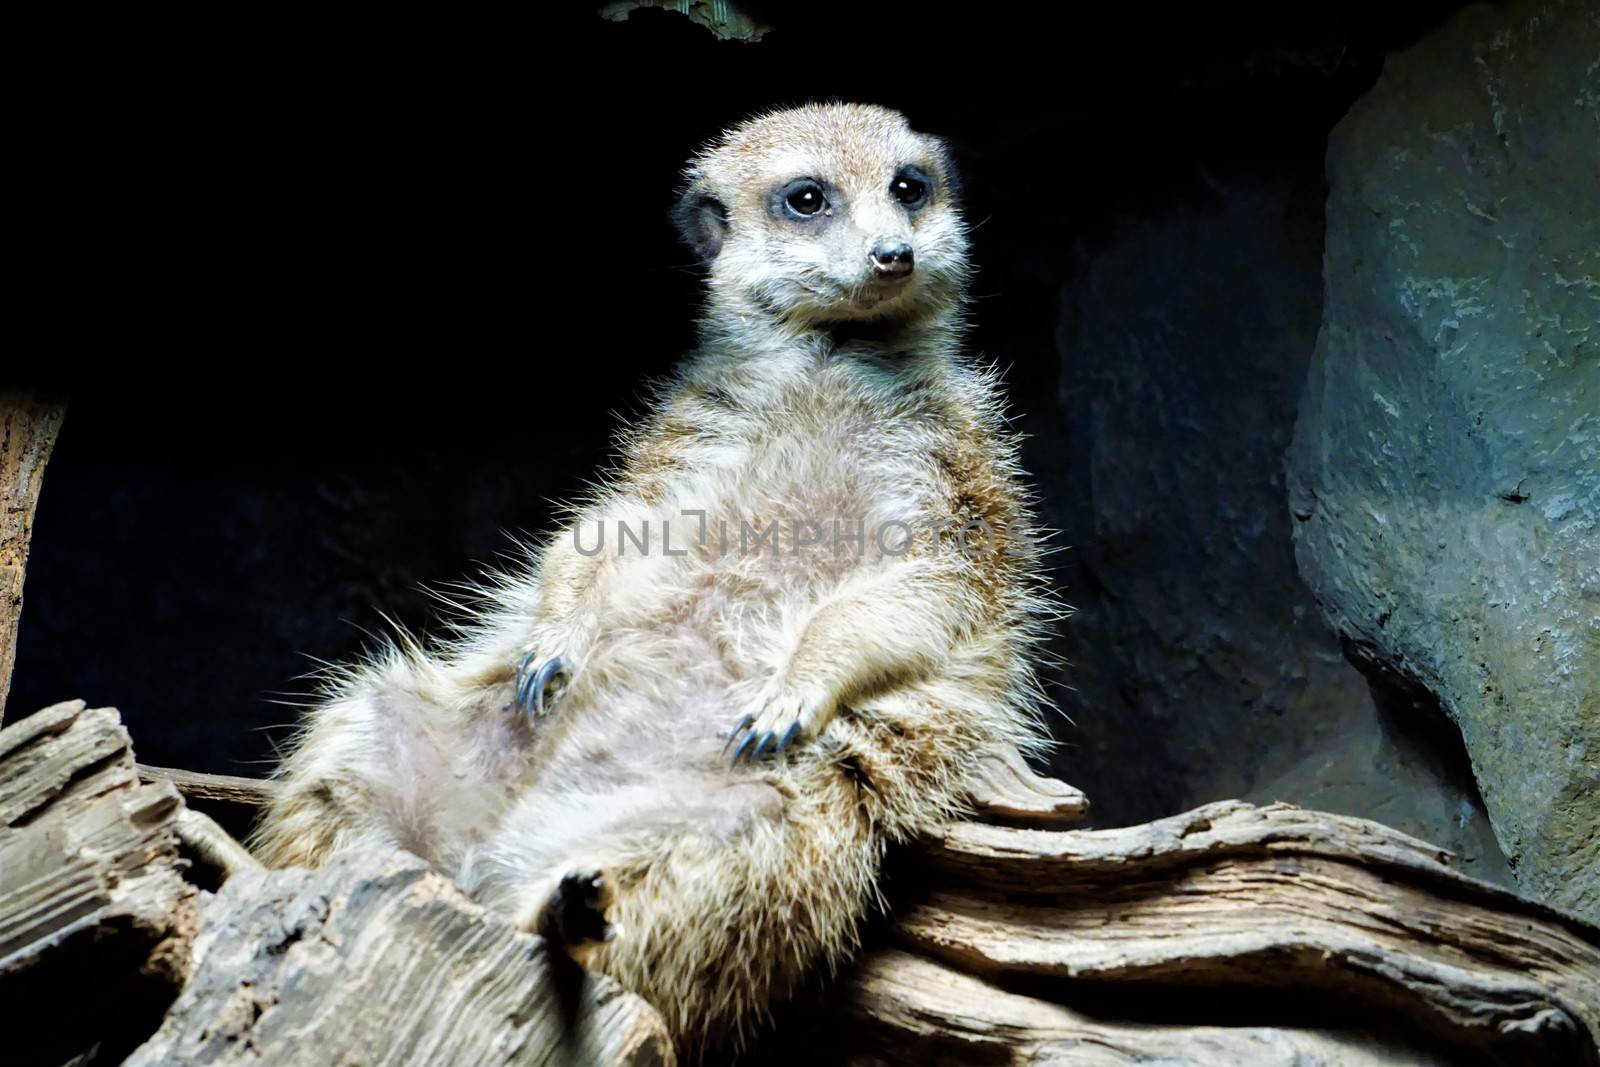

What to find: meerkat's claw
left=729, top=718, right=802, bottom=765
left=752, top=732, right=777, bottom=760
left=515, top=648, right=538, bottom=684
left=723, top=714, right=754, bottom=754
left=732, top=684, right=832, bottom=764
left=516, top=654, right=568, bottom=718
left=729, top=728, right=759, bottom=765
left=514, top=650, right=538, bottom=707
left=532, top=656, right=568, bottom=717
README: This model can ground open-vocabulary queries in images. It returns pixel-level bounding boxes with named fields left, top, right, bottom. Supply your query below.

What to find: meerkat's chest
left=599, top=375, right=948, bottom=607
left=702, top=400, right=944, bottom=575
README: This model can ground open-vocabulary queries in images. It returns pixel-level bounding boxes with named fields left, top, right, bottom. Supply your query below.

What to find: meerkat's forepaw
left=728, top=681, right=835, bottom=764
left=530, top=868, right=616, bottom=963
left=513, top=650, right=570, bottom=719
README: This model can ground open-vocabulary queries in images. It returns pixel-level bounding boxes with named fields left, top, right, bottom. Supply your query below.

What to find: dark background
left=9, top=2, right=1473, bottom=828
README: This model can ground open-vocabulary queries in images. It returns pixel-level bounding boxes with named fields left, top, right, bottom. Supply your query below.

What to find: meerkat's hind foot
left=513, top=652, right=569, bottom=719
left=538, top=868, right=615, bottom=956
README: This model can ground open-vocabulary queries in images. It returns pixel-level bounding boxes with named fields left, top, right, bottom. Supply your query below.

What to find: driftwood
left=966, top=743, right=1088, bottom=826
left=852, top=801, right=1600, bottom=1066
left=0, top=699, right=201, bottom=1064
left=842, top=950, right=1463, bottom=1066
left=3, top=701, right=1598, bottom=1066
left=127, top=850, right=672, bottom=1067
left=0, top=701, right=199, bottom=970
left=1, top=703, right=673, bottom=1067
left=0, top=392, right=65, bottom=723
left=136, top=764, right=280, bottom=807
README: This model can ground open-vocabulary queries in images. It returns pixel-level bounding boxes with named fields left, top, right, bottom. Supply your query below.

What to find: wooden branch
left=928, top=798, right=1473, bottom=885
left=174, top=806, right=265, bottom=877
left=126, top=849, right=674, bottom=1067
left=842, top=950, right=1462, bottom=1067
left=864, top=801, right=1600, bottom=1065
left=138, top=762, right=279, bottom=807
left=0, top=393, right=65, bottom=724
left=967, top=744, right=1088, bottom=826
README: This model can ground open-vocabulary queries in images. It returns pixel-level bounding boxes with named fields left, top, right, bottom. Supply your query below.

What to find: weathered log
left=126, top=849, right=674, bottom=1067
left=8, top=700, right=1598, bottom=1065
left=137, top=763, right=280, bottom=807
left=0, top=392, right=65, bottom=724
left=2, top=702, right=674, bottom=1067
left=861, top=801, right=1600, bottom=1065
left=0, top=700, right=198, bottom=969
left=0, top=699, right=201, bottom=1065
left=841, top=949, right=1460, bottom=1066
left=966, top=744, right=1088, bottom=827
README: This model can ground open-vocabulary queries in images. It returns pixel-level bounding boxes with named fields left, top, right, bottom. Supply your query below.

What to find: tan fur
left=253, top=103, right=1057, bottom=1059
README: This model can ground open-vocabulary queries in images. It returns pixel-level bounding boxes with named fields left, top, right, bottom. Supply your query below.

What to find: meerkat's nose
left=869, top=240, right=915, bottom=277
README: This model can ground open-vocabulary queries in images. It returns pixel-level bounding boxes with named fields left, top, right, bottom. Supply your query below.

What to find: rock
left=1048, top=163, right=1351, bottom=823
left=1046, top=157, right=1508, bottom=877
left=1287, top=0, right=1600, bottom=919
left=1244, top=685, right=1514, bottom=888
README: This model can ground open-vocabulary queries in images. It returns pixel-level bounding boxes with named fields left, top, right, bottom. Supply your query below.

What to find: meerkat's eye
left=891, top=167, right=931, bottom=209
left=784, top=181, right=827, bottom=218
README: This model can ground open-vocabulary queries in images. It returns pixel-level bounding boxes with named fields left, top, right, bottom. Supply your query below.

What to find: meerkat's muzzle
left=869, top=239, right=915, bottom=277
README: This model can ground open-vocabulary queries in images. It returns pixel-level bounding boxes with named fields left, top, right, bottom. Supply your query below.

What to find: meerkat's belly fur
left=254, top=103, right=1053, bottom=1059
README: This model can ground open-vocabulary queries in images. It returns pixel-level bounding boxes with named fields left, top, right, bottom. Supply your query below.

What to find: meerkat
left=253, top=102, right=1055, bottom=1059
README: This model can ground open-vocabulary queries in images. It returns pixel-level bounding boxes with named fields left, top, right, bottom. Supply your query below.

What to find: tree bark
left=842, top=949, right=1462, bottom=1067
left=0, top=699, right=201, bottom=1065
left=0, top=393, right=65, bottom=724
left=126, top=850, right=674, bottom=1067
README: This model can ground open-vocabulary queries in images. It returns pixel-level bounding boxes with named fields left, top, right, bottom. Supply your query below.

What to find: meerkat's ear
left=673, top=179, right=729, bottom=264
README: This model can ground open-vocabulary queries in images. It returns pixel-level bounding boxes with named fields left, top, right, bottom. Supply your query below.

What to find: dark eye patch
left=891, top=165, right=932, bottom=210
left=769, top=177, right=837, bottom=228
left=785, top=181, right=825, bottom=216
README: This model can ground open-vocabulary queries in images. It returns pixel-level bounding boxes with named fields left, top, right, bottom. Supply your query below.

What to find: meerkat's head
left=674, top=103, right=970, bottom=334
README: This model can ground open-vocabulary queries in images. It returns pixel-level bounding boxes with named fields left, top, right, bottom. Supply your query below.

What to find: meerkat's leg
left=251, top=649, right=469, bottom=868
left=730, top=557, right=984, bottom=762
left=472, top=777, right=875, bottom=1055
left=504, top=528, right=618, bottom=719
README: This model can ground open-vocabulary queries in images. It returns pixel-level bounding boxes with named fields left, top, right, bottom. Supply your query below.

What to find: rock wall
left=1288, top=0, right=1599, bottom=918
left=1046, top=157, right=1512, bottom=885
